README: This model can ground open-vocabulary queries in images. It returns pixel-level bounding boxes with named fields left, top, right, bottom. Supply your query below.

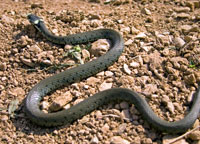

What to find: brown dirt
left=0, top=0, right=200, bottom=143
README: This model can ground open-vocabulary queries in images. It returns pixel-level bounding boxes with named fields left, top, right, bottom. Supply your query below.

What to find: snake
left=25, top=14, right=200, bottom=133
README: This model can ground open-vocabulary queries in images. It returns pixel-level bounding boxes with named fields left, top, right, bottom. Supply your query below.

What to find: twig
left=168, top=126, right=200, bottom=144
left=102, top=114, right=131, bottom=122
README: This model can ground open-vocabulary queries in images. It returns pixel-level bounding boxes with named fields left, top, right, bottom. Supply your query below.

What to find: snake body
left=25, top=14, right=200, bottom=133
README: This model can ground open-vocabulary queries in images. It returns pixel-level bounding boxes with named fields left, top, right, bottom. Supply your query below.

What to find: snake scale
left=25, top=14, right=200, bottom=133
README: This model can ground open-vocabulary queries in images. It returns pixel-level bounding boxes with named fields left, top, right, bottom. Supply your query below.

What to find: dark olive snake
left=25, top=14, right=200, bottom=133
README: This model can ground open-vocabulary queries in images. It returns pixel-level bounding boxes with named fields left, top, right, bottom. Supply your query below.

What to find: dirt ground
left=0, top=0, right=200, bottom=143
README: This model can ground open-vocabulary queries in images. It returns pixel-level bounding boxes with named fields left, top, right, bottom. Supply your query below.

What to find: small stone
left=105, top=71, right=114, bottom=77
left=123, top=64, right=131, bottom=75
left=42, top=59, right=52, bottom=65
left=21, top=58, right=35, bottom=67
left=86, top=77, right=100, bottom=86
left=0, top=62, right=7, bottom=71
left=74, top=98, right=84, bottom=105
left=9, top=87, right=25, bottom=97
left=143, top=84, right=158, bottom=96
left=121, top=109, right=131, bottom=120
left=49, top=91, right=72, bottom=112
left=90, top=136, right=99, bottom=144
left=124, top=39, right=133, bottom=46
left=130, top=61, right=140, bottom=68
left=110, top=136, right=130, bottom=144
left=156, top=34, right=171, bottom=46
left=99, top=81, right=112, bottom=91
left=131, top=26, right=140, bottom=34
left=91, top=39, right=109, bottom=56
left=121, top=26, right=131, bottom=35
left=142, top=8, right=151, bottom=15
left=167, top=101, right=175, bottom=113
left=135, top=32, right=147, bottom=39
left=120, top=101, right=129, bottom=109
left=82, top=49, right=90, bottom=60
left=101, top=124, right=110, bottom=132
left=174, top=37, right=185, bottom=48
left=116, top=123, right=127, bottom=134
left=174, top=7, right=190, bottom=13
left=41, top=101, right=49, bottom=110
left=29, top=44, right=42, bottom=53
left=64, top=45, right=72, bottom=50
left=188, top=131, right=200, bottom=140
left=176, top=13, right=190, bottom=19
left=1, top=15, right=14, bottom=24
left=1, top=115, right=9, bottom=121
left=95, top=110, right=102, bottom=119
left=184, top=74, right=196, bottom=85
left=31, top=3, right=43, bottom=9
left=162, top=95, right=170, bottom=104
left=180, top=25, right=192, bottom=34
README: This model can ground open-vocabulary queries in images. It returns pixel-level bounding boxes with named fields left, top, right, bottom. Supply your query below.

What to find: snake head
left=27, top=14, right=43, bottom=31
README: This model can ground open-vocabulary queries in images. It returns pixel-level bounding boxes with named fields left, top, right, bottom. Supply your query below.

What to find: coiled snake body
left=25, top=14, right=200, bottom=133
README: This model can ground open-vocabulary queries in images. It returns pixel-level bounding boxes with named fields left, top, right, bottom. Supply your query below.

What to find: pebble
left=49, top=91, right=72, bottom=112
left=124, top=39, right=133, bottom=46
left=82, top=49, right=90, bottom=61
left=29, top=44, right=42, bottom=53
left=174, top=7, right=190, bottom=13
left=101, top=124, right=110, bottom=132
left=9, top=87, right=25, bottom=97
left=121, top=109, right=131, bottom=120
left=134, top=32, right=147, bottom=39
left=156, top=34, right=171, bottom=46
left=1, top=115, right=9, bottom=121
left=117, top=123, right=127, bottom=134
left=41, top=101, right=50, bottom=110
left=180, top=25, right=192, bottom=34
left=119, top=101, right=129, bottom=109
left=167, top=101, right=175, bottom=113
left=174, top=37, right=185, bottom=48
left=184, top=74, right=196, bottom=85
left=143, top=84, right=158, bottom=96
left=176, top=13, right=190, bottom=19
left=105, top=71, right=113, bottom=77
left=74, top=98, right=84, bottom=105
left=123, top=64, right=131, bottom=75
left=21, top=58, right=35, bottom=67
left=0, top=62, right=7, bottom=71
left=95, top=110, right=102, bottom=119
left=142, top=8, right=151, bottom=15
left=130, top=61, right=140, bottom=68
left=110, top=136, right=130, bottom=144
left=99, top=81, right=112, bottom=91
left=91, top=39, right=109, bottom=56
left=90, top=136, right=99, bottom=144
left=42, top=59, right=52, bottom=65
left=131, top=26, right=140, bottom=34
left=86, top=77, right=100, bottom=86
left=1, top=15, right=14, bottom=24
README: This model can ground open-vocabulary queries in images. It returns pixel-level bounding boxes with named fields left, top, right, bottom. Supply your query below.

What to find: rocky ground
left=0, top=0, right=200, bottom=143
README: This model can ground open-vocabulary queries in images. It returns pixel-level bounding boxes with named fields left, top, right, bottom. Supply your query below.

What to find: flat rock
left=91, top=39, right=109, bottom=56
left=99, top=81, right=112, bottom=91
left=49, top=91, right=72, bottom=112
left=110, top=136, right=130, bottom=144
